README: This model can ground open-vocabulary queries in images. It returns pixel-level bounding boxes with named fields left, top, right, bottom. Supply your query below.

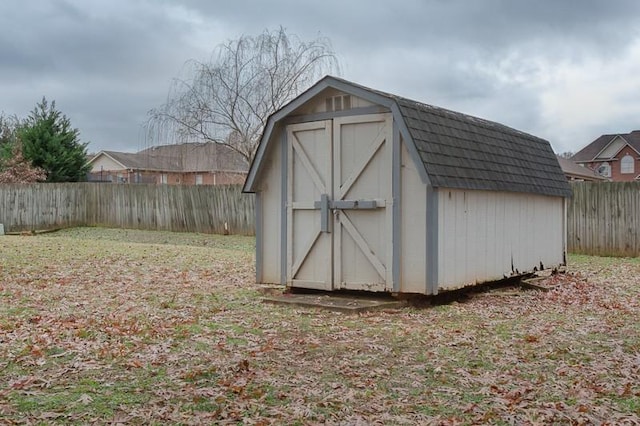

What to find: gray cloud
left=1, top=0, right=640, bottom=154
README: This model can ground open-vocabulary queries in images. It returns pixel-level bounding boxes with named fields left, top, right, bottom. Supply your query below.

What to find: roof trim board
left=390, top=102, right=431, bottom=184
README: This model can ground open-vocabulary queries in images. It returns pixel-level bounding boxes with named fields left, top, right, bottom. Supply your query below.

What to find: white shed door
left=286, top=114, right=392, bottom=291
left=333, top=114, right=392, bottom=291
left=287, top=120, right=333, bottom=290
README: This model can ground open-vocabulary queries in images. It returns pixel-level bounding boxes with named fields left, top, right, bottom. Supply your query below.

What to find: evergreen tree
left=19, top=98, right=90, bottom=182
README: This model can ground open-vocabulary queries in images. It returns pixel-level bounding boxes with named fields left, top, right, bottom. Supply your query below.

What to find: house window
left=597, top=162, right=611, bottom=178
left=621, top=154, right=634, bottom=174
left=195, top=174, right=203, bottom=185
left=160, top=174, right=168, bottom=184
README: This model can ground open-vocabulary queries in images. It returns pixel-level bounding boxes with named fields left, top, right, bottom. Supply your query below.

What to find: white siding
left=257, top=137, right=282, bottom=284
left=437, top=189, right=565, bottom=291
left=90, top=155, right=125, bottom=172
left=400, top=142, right=426, bottom=293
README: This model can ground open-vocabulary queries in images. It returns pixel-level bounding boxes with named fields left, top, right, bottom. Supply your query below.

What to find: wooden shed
left=243, top=76, right=572, bottom=295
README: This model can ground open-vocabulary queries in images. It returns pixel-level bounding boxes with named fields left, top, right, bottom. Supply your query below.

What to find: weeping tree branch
left=146, top=27, right=339, bottom=165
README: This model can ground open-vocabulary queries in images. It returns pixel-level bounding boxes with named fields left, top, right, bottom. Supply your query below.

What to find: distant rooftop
left=93, top=142, right=249, bottom=173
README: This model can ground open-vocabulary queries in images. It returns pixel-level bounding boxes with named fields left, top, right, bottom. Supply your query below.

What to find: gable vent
left=326, top=95, right=351, bottom=112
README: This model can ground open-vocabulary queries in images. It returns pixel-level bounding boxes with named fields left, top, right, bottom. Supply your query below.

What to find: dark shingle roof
left=392, top=97, right=571, bottom=198
left=572, top=130, right=640, bottom=162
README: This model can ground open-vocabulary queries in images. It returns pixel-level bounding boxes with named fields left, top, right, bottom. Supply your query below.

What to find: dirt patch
left=262, top=292, right=406, bottom=313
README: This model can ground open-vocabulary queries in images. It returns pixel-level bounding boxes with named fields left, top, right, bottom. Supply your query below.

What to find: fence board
left=0, top=183, right=255, bottom=235
left=568, top=181, right=640, bottom=257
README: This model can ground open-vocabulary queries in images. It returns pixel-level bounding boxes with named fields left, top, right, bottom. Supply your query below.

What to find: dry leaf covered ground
left=1, top=227, right=639, bottom=424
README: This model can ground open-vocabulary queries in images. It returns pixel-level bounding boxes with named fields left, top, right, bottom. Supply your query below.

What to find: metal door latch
left=313, top=194, right=330, bottom=233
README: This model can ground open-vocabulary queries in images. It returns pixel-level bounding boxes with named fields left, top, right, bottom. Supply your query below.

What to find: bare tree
left=1, top=113, right=21, bottom=157
left=148, top=27, right=339, bottom=164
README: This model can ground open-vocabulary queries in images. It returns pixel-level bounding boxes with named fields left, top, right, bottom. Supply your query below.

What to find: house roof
left=90, top=143, right=249, bottom=173
left=244, top=76, right=572, bottom=198
left=556, top=156, right=608, bottom=181
left=572, top=131, right=640, bottom=162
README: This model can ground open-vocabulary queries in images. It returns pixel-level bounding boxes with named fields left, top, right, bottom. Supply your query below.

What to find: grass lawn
left=1, top=227, right=639, bottom=424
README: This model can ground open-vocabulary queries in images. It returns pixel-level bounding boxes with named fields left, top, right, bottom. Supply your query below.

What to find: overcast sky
left=2, top=0, right=640, bottom=155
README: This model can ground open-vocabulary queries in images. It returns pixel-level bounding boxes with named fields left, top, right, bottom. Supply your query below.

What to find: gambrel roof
left=244, top=76, right=572, bottom=198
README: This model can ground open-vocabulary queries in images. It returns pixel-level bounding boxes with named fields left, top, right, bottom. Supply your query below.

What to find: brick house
left=87, top=142, right=248, bottom=185
left=571, top=131, right=640, bottom=181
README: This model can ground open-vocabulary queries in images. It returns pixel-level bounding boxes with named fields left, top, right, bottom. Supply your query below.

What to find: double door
left=287, top=113, right=393, bottom=291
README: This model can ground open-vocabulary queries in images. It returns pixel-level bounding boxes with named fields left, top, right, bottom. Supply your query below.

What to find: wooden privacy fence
left=568, top=181, right=640, bottom=257
left=0, top=183, right=255, bottom=235
left=4, top=181, right=640, bottom=255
